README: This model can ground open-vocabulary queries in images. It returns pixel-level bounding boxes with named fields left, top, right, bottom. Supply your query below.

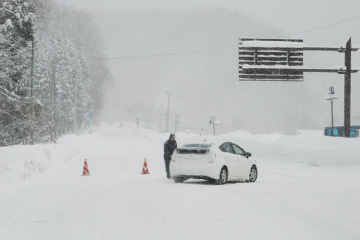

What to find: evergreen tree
left=1, top=1, right=110, bottom=146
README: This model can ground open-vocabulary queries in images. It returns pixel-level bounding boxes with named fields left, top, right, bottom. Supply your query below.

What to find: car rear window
left=182, top=144, right=213, bottom=148
left=177, top=149, right=208, bottom=154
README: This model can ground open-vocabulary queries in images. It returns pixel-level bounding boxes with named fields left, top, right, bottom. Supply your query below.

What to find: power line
left=278, top=14, right=360, bottom=38
left=98, top=45, right=236, bottom=60
left=98, top=14, right=360, bottom=60
left=109, top=88, right=172, bottom=94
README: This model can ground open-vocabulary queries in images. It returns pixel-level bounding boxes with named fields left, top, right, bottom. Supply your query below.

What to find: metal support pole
left=210, top=116, right=216, bottom=136
left=165, top=92, right=170, bottom=132
left=344, top=38, right=352, bottom=138
left=331, top=100, right=334, bottom=136
left=213, top=119, right=215, bottom=136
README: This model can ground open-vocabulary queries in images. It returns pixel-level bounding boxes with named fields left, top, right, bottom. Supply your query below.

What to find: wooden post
left=344, top=38, right=352, bottom=138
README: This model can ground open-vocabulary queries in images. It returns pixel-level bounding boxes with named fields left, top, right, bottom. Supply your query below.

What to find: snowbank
left=212, top=130, right=360, bottom=167
left=1, top=125, right=358, bottom=192
left=0, top=132, right=98, bottom=191
left=162, top=129, right=360, bottom=167
left=125, top=125, right=359, bottom=167
left=0, top=144, right=48, bottom=186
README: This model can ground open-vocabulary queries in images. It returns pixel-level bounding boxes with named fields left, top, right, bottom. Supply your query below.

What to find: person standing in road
left=164, top=133, right=177, bottom=179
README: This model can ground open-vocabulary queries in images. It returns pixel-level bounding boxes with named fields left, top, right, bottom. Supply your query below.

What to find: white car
left=170, top=142, right=257, bottom=184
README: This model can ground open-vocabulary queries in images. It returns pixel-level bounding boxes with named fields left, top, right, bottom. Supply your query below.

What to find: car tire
left=174, top=177, right=186, bottom=183
left=249, top=166, right=257, bottom=182
left=216, top=167, right=227, bottom=185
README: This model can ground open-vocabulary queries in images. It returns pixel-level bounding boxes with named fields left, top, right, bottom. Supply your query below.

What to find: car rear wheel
left=249, top=166, right=257, bottom=182
left=216, top=167, right=227, bottom=185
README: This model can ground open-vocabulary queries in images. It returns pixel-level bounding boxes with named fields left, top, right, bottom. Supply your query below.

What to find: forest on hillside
left=0, top=0, right=110, bottom=146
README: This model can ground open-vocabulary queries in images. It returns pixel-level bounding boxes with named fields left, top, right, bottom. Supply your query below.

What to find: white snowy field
left=0, top=123, right=359, bottom=240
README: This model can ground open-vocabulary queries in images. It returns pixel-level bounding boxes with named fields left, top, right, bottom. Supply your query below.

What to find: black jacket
left=164, top=139, right=177, bottom=159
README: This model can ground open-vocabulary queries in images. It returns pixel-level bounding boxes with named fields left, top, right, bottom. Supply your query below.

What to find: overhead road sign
left=238, top=38, right=359, bottom=82
left=239, top=38, right=305, bottom=82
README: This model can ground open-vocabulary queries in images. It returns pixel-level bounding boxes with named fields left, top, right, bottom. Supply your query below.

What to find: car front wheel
left=216, top=167, right=227, bottom=185
left=249, top=166, right=257, bottom=182
left=174, top=177, right=186, bottom=183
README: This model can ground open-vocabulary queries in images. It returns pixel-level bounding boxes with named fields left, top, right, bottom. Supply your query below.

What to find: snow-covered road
left=0, top=125, right=359, bottom=240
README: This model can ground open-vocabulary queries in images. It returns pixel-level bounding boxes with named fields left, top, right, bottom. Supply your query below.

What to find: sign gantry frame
left=238, top=38, right=358, bottom=138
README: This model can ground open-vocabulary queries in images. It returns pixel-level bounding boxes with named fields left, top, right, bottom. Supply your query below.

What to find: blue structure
left=324, top=126, right=360, bottom=138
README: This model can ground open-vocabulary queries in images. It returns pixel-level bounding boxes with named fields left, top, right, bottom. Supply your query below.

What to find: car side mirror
left=245, top=152, right=252, bottom=158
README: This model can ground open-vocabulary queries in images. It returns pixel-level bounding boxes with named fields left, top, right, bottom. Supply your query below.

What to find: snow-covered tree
left=0, top=0, right=39, bottom=146
left=1, top=1, right=110, bottom=146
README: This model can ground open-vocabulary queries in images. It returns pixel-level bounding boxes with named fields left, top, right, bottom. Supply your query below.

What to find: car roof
left=182, top=143, right=215, bottom=147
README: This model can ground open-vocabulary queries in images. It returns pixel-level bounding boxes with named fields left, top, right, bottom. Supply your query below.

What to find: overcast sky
left=54, top=0, right=360, bottom=62
left=54, top=0, right=360, bottom=76
left=53, top=0, right=360, bottom=133
left=55, top=0, right=360, bottom=40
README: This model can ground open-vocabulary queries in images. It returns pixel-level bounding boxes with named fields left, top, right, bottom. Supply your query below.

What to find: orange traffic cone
left=82, top=159, right=90, bottom=176
left=141, top=158, right=150, bottom=174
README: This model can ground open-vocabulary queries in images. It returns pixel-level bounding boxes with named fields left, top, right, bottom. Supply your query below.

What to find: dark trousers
left=164, top=157, right=171, bottom=178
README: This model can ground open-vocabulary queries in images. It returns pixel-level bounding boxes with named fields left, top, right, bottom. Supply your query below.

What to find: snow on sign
left=239, top=38, right=304, bottom=81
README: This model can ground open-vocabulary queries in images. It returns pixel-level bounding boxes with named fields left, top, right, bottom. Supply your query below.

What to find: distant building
left=324, top=126, right=360, bottom=138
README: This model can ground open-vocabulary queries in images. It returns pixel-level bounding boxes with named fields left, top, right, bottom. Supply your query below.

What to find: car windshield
left=182, top=143, right=213, bottom=148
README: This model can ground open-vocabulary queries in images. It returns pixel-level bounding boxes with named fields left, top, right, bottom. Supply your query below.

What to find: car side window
left=232, top=144, right=245, bottom=155
left=219, top=144, right=224, bottom=152
left=222, top=143, right=234, bottom=154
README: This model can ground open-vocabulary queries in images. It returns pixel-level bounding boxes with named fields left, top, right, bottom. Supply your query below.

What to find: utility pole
left=212, top=118, right=215, bottom=136
left=344, top=38, right=352, bottom=138
left=209, top=116, right=217, bottom=136
left=52, top=62, right=57, bottom=143
left=136, top=114, right=140, bottom=129
left=74, top=35, right=83, bottom=135
left=30, top=39, right=35, bottom=145
left=74, top=71, right=78, bottom=135
left=174, top=113, right=180, bottom=133
left=75, top=17, right=83, bottom=134
left=159, top=105, right=163, bottom=133
left=165, top=92, right=171, bottom=132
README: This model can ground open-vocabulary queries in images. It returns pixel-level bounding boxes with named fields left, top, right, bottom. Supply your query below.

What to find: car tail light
left=208, top=151, right=216, bottom=163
